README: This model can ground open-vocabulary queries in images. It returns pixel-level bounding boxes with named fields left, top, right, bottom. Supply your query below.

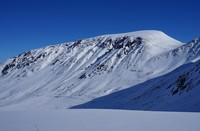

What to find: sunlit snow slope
left=72, top=58, right=200, bottom=112
left=0, top=30, right=199, bottom=111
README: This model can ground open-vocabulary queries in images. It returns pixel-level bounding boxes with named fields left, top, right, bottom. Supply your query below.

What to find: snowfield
left=1, top=109, right=200, bottom=131
left=0, top=30, right=200, bottom=131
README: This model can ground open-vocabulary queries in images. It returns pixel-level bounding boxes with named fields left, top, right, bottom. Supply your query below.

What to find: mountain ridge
left=0, top=30, right=199, bottom=111
left=72, top=59, right=200, bottom=112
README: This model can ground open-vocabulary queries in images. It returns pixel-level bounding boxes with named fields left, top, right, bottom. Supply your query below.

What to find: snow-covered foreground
left=0, top=109, right=200, bottom=131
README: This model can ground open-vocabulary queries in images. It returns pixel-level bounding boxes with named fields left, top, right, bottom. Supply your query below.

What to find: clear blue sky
left=0, top=0, right=200, bottom=62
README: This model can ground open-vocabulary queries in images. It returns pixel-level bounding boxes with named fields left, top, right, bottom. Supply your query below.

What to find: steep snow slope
left=72, top=59, right=200, bottom=112
left=143, top=37, right=200, bottom=78
left=1, top=110, right=200, bottom=131
left=1, top=30, right=199, bottom=110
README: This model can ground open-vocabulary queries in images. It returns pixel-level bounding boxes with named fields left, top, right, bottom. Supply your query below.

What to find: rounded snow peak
left=97, top=30, right=181, bottom=44
left=96, top=30, right=182, bottom=49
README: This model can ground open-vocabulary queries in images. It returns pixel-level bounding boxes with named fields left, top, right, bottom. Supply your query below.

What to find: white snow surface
left=0, top=30, right=200, bottom=111
left=0, top=109, right=200, bottom=131
left=72, top=59, right=200, bottom=112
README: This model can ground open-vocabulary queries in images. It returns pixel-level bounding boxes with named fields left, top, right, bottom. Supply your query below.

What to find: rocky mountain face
left=0, top=30, right=199, bottom=111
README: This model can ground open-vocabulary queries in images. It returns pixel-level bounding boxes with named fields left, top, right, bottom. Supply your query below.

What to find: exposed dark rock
left=51, top=59, right=59, bottom=66
left=79, top=73, right=87, bottom=79
left=176, top=74, right=187, bottom=90
left=117, top=53, right=122, bottom=58
left=2, top=63, right=15, bottom=75
left=172, top=74, right=189, bottom=95
left=113, top=37, right=128, bottom=49
left=74, top=40, right=82, bottom=47
left=23, top=51, right=31, bottom=57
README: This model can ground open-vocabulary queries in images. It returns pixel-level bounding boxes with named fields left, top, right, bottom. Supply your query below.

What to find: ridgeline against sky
left=0, top=0, right=199, bottom=61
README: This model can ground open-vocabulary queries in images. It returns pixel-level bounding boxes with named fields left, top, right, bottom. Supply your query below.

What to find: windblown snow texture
left=0, top=30, right=200, bottom=111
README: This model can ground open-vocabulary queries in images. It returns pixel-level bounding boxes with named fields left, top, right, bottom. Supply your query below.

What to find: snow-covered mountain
left=0, top=30, right=199, bottom=111
left=72, top=59, right=200, bottom=112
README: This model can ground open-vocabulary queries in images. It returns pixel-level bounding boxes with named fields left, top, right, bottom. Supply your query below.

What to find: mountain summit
left=0, top=30, right=199, bottom=111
